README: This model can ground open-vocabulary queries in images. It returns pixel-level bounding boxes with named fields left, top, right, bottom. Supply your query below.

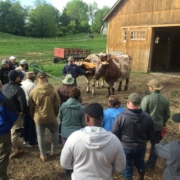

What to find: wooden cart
left=53, top=47, right=91, bottom=63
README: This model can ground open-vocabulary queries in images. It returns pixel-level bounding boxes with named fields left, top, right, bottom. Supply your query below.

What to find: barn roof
left=103, top=0, right=124, bottom=21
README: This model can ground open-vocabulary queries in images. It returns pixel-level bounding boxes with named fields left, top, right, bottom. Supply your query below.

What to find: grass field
left=0, top=32, right=106, bottom=61
left=0, top=32, right=106, bottom=76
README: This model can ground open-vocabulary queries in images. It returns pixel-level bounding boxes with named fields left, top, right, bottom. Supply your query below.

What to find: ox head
left=94, top=61, right=109, bottom=80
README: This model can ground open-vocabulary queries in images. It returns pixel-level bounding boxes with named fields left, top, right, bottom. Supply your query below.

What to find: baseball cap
left=2, top=59, right=9, bottom=65
left=10, top=56, right=16, bottom=60
left=68, top=56, right=74, bottom=61
left=17, top=70, right=25, bottom=81
left=20, top=59, right=28, bottom=65
left=128, top=93, right=141, bottom=106
left=37, top=71, right=47, bottom=79
left=8, top=70, right=20, bottom=81
left=85, top=103, right=103, bottom=119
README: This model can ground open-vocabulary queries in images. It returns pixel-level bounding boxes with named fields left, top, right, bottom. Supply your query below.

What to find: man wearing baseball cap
left=141, top=79, right=170, bottom=170
left=9, top=56, right=19, bottom=69
left=62, top=56, right=89, bottom=86
left=2, top=70, right=27, bottom=158
left=29, top=71, right=60, bottom=162
left=15, top=59, right=28, bottom=72
left=154, top=113, right=180, bottom=180
left=61, top=102, right=126, bottom=180
left=0, top=59, right=14, bottom=87
left=112, top=93, right=154, bottom=180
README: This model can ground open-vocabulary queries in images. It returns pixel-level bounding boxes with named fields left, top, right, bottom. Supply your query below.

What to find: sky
left=19, top=0, right=117, bottom=12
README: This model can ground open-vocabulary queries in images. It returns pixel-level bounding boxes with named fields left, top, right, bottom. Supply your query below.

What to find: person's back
left=102, top=95, right=124, bottom=131
left=57, top=74, right=75, bottom=105
left=60, top=98, right=85, bottom=137
left=141, top=91, right=169, bottom=131
left=61, top=127, right=125, bottom=180
left=112, top=93, right=154, bottom=180
left=114, top=109, right=154, bottom=149
left=2, top=75, right=27, bottom=114
left=60, top=103, right=126, bottom=180
left=141, top=79, right=170, bottom=170
left=30, top=81, right=59, bottom=123
left=29, top=72, right=60, bottom=162
left=155, top=113, right=180, bottom=180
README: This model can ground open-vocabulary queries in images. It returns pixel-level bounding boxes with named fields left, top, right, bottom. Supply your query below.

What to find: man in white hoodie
left=60, top=102, right=126, bottom=180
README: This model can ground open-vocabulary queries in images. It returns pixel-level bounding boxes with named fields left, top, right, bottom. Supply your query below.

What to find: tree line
left=0, top=0, right=110, bottom=37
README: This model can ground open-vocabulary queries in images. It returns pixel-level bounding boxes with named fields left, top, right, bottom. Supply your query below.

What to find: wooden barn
left=104, top=0, right=180, bottom=72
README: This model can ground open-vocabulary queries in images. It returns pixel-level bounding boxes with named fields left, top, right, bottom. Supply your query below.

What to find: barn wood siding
left=106, top=0, right=180, bottom=72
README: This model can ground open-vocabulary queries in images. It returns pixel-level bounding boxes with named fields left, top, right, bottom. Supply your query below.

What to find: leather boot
left=136, top=169, right=145, bottom=180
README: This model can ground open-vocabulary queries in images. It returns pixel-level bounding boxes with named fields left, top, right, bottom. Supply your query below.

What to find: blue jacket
left=62, top=64, right=85, bottom=79
left=0, top=93, right=18, bottom=135
left=102, top=107, right=124, bottom=131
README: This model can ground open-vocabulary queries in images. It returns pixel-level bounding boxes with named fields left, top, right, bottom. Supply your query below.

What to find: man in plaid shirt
left=57, top=74, right=75, bottom=105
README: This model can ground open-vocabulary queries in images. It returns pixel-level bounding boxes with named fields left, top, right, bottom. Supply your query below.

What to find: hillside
left=0, top=32, right=107, bottom=62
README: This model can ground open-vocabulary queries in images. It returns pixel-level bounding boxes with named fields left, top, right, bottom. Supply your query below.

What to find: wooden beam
left=121, top=24, right=180, bottom=29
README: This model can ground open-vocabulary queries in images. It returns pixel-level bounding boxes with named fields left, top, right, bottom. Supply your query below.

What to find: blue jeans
left=35, top=120, right=59, bottom=156
left=23, top=110, right=37, bottom=145
left=123, top=148, right=146, bottom=178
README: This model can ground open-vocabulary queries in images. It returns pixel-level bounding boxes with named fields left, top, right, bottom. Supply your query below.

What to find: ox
left=85, top=53, right=107, bottom=88
left=75, top=61, right=96, bottom=94
left=93, top=55, right=132, bottom=96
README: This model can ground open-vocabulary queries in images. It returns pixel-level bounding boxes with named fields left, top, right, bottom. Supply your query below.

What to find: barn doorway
left=150, top=27, right=180, bottom=73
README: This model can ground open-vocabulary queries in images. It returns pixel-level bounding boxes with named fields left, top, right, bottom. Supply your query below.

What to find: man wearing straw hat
left=57, top=74, right=75, bottom=105
left=141, top=79, right=170, bottom=170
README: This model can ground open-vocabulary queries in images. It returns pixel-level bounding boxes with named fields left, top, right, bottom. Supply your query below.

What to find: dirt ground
left=8, top=72, right=180, bottom=180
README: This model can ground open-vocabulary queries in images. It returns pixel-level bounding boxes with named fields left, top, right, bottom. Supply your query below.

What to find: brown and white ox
left=93, top=55, right=132, bottom=96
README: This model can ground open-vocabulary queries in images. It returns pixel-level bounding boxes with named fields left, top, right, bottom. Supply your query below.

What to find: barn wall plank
left=106, top=0, right=180, bottom=72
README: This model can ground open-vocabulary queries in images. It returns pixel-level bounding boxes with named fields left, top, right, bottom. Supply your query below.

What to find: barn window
left=130, top=30, right=146, bottom=40
left=123, top=30, right=127, bottom=41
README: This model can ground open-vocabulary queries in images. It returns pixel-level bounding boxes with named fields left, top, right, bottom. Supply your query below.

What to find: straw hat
left=62, top=74, right=74, bottom=85
left=147, top=79, right=163, bottom=90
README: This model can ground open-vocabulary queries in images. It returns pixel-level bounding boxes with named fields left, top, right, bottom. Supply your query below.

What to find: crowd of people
left=0, top=56, right=179, bottom=180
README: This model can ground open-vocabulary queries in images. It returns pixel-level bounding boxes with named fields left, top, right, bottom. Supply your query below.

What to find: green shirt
left=59, top=98, right=85, bottom=138
left=141, top=90, right=170, bottom=131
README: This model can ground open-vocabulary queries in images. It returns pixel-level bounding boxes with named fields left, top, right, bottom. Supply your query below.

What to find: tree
left=59, top=8, right=71, bottom=36
left=27, top=2, right=58, bottom=37
left=91, top=6, right=110, bottom=33
left=0, top=0, right=27, bottom=35
left=66, top=0, right=89, bottom=33
left=66, top=0, right=89, bottom=22
left=88, top=2, right=98, bottom=25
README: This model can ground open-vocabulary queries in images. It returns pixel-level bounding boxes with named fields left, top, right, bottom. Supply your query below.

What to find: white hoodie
left=60, top=126, right=126, bottom=180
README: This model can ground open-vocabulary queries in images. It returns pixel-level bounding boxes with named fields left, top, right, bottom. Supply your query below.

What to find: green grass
left=0, top=32, right=106, bottom=64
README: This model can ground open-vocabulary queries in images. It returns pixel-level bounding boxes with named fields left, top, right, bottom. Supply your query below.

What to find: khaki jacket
left=29, top=82, right=60, bottom=124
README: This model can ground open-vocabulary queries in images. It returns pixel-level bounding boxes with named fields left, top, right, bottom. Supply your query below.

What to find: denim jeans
left=146, top=131, right=162, bottom=168
left=35, top=120, right=59, bottom=156
left=23, top=109, right=37, bottom=145
left=123, top=148, right=146, bottom=178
